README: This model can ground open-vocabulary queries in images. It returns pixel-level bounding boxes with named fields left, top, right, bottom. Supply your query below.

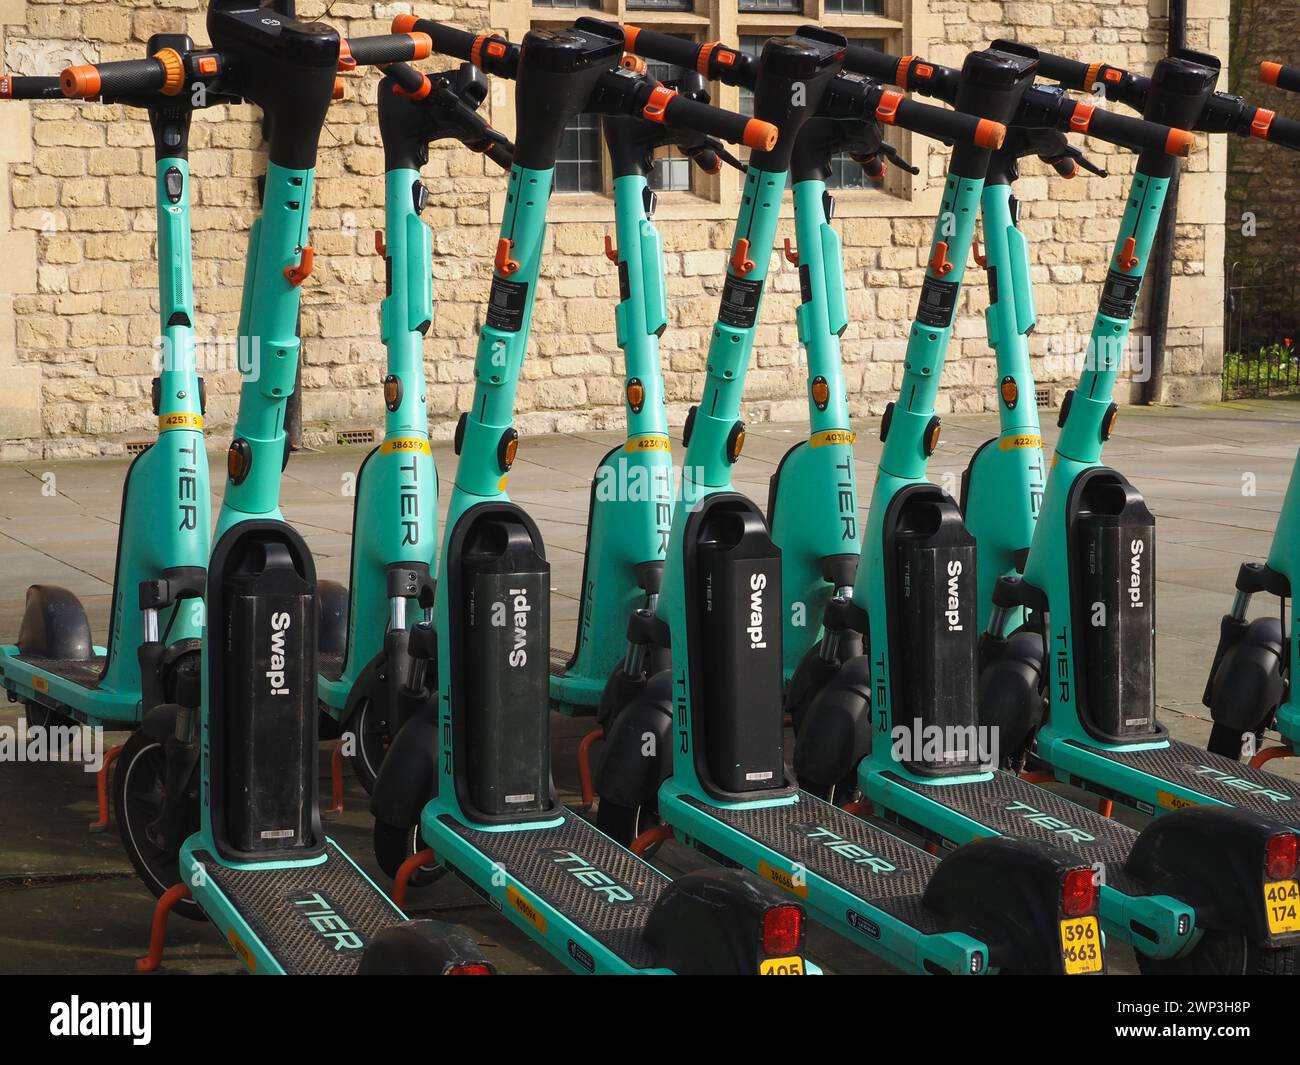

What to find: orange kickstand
left=327, top=740, right=345, bottom=816
left=393, top=847, right=437, bottom=908
left=89, top=744, right=124, bottom=832
left=576, top=726, right=604, bottom=809
left=135, top=883, right=192, bottom=972
left=1020, top=769, right=1055, bottom=785
left=630, top=823, right=674, bottom=857
left=1097, top=798, right=1114, bottom=818
left=1250, top=744, right=1296, bottom=769
left=842, top=798, right=870, bottom=817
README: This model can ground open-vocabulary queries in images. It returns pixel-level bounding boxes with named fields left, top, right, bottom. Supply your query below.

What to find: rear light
left=445, top=963, right=493, bottom=975
left=762, top=904, right=802, bottom=956
left=1061, top=867, right=1097, bottom=917
left=1266, top=833, right=1298, bottom=880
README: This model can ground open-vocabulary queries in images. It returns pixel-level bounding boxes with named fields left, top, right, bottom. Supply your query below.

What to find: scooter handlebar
left=385, top=61, right=431, bottom=97
left=1261, top=61, right=1300, bottom=95
left=1072, top=102, right=1195, bottom=157
left=882, top=92, right=1006, bottom=149
left=843, top=41, right=907, bottom=86
left=343, top=33, right=434, bottom=70
left=650, top=87, right=776, bottom=150
left=392, top=15, right=520, bottom=78
left=0, top=74, right=63, bottom=99
left=1261, top=110, right=1300, bottom=151
left=61, top=51, right=182, bottom=99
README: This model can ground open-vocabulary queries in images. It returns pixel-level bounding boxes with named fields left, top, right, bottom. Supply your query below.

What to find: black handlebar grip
left=842, top=42, right=906, bottom=85
left=385, top=61, right=429, bottom=97
left=392, top=15, right=519, bottom=78
left=1261, top=61, right=1300, bottom=95
left=61, top=55, right=173, bottom=99
left=882, top=93, right=1006, bottom=149
left=0, top=75, right=63, bottom=99
left=622, top=24, right=704, bottom=72
left=1264, top=111, right=1300, bottom=151
left=653, top=89, right=777, bottom=150
left=1076, top=104, right=1195, bottom=156
left=345, top=33, right=433, bottom=68
left=1049, top=154, right=1080, bottom=178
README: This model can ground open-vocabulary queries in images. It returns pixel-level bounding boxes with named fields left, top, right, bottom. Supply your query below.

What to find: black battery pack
left=462, top=519, right=551, bottom=816
left=893, top=494, right=981, bottom=773
left=696, top=506, right=785, bottom=794
left=1076, top=478, right=1157, bottom=740
left=221, top=540, right=317, bottom=855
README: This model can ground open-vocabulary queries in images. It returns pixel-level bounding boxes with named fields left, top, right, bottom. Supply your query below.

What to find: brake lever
left=876, top=141, right=919, bottom=175
left=1049, top=145, right=1108, bottom=178
left=698, top=137, right=744, bottom=172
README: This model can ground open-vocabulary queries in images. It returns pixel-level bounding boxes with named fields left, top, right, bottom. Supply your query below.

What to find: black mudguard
left=977, top=628, right=1047, bottom=767
left=358, top=919, right=495, bottom=975
left=1126, top=805, right=1293, bottom=946
left=923, top=835, right=1097, bottom=975
left=317, top=578, right=349, bottom=659
left=16, top=585, right=93, bottom=660
left=1204, top=616, right=1285, bottom=734
left=785, top=629, right=865, bottom=735
left=369, top=696, right=439, bottom=829
left=644, top=868, right=805, bottom=975
left=596, top=669, right=672, bottom=809
left=791, top=653, right=872, bottom=792
left=137, top=702, right=185, bottom=742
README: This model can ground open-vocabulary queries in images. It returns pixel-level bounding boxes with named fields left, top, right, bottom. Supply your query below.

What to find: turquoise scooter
left=549, top=69, right=736, bottom=718
left=372, top=15, right=827, bottom=976
left=0, top=40, right=210, bottom=834
left=1202, top=59, right=1300, bottom=768
left=315, top=62, right=511, bottom=792
left=97, top=1, right=491, bottom=974
left=591, top=24, right=1110, bottom=976
left=793, top=40, right=1300, bottom=974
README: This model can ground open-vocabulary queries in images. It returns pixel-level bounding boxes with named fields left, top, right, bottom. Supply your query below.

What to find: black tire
left=1206, top=722, right=1264, bottom=762
left=25, top=701, right=76, bottom=733
left=113, top=729, right=202, bottom=921
left=374, top=819, right=445, bottom=888
left=801, top=772, right=859, bottom=807
left=344, top=696, right=391, bottom=795
left=595, top=799, right=658, bottom=847
left=1136, top=930, right=1297, bottom=975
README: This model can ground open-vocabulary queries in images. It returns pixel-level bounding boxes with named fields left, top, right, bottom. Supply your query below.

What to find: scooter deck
left=438, top=808, right=666, bottom=969
left=876, top=769, right=1147, bottom=897
left=11, top=653, right=105, bottom=689
left=317, top=651, right=345, bottom=683
left=678, top=792, right=945, bottom=932
left=191, top=839, right=406, bottom=975
left=1060, top=737, right=1300, bottom=825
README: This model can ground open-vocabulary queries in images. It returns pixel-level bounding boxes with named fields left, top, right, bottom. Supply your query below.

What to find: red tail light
left=1061, top=867, right=1097, bottom=917
left=445, top=963, right=493, bottom=975
left=1266, top=833, right=1298, bottom=880
left=762, top=904, right=803, bottom=955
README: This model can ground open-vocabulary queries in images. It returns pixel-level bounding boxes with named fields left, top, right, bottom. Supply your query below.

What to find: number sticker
left=1058, top=916, right=1103, bottom=975
left=759, top=956, right=806, bottom=976
left=1264, top=879, right=1300, bottom=935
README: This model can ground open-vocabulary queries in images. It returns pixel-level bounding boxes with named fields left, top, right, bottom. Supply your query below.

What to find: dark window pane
left=738, top=0, right=800, bottom=11
left=531, top=0, right=600, bottom=8
left=825, top=0, right=882, bottom=12
left=628, top=0, right=692, bottom=9
left=645, top=58, right=695, bottom=193
left=554, top=111, right=602, bottom=193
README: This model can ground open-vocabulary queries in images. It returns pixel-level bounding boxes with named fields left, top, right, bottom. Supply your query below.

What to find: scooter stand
left=135, top=883, right=193, bottom=973
left=88, top=744, right=124, bottom=833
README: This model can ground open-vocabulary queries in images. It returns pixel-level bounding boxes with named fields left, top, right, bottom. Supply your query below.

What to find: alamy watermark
left=0, top=718, right=105, bottom=773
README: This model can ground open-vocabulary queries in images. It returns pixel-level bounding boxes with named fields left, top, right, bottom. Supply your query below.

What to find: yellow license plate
left=1059, top=916, right=1103, bottom=975
left=759, top=956, right=806, bottom=976
left=1264, top=880, right=1300, bottom=935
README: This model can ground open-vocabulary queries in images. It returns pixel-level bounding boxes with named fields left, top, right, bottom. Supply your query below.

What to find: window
left=825, top=0, right=882, bottom=12
left=628, top=0, right=693, bottom=9
left=555, top=111, right=603, bottom=193
left=530, top=0, right=600, bottom=8
left=737, top=0, right=801, bottom=11
left=646, top=60, right=694, bottom=193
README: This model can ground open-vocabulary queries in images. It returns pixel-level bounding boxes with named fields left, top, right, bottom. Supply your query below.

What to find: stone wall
left=0, top=0, right=1230, bottom=458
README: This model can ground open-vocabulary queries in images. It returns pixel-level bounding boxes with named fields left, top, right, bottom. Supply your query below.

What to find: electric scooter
left=372, top=15, right=829, bottom=976
left=315, top=62, right=512, bottom=792
left=793, top=39, right=1300, bottom=974
left=548, top=70, right=737, bottom=718
left=1201, top=60, right=1300, bottom=767
left=87, top=1, right=491, bottom=975
left=0, top=41, right=211, bottom=832
left=589, top=25, right=1111, bottom=976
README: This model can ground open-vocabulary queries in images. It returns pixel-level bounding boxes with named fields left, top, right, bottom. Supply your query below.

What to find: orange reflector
left=227, top=444, right=248, bottom=481
left=812, top=378, right=830, bottom=408
left=1000, top=378, right=1019, bottom=408
left=504, top=437, right=518, bottom=468
left=383, top=376, right=401, bottom=410
left=627, top=380, right=645, bottom=411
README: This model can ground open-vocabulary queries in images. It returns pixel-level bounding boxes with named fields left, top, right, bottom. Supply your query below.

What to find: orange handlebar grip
left=1261, top=61, right=1282, bottom=86
left=391, top=14, right=419, bottom=34
left=743, top=118, right=778, bottom=151
left=975, top=119, right=1006, bottom=150
left=1166, top=128, right=1196, bottom=156
left=60, top=64, right=101, bottom=99
left=408, top=32, right=433, bottom=60
left=623, top=25, right=641, bottom=51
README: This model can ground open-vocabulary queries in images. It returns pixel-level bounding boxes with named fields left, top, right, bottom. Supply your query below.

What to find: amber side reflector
left=1000, top=376, right=1019, bottom=409
left=383, top=375, right=401, bottom=411
left=812, top=376, right=830, bottom=409
left=227, top=440, right=251, bottom=484
left=627, top=378, right=645, bottom=412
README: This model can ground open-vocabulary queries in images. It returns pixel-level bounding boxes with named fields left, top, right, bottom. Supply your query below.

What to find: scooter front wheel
left=1136, top=931, right=1296, bottom=975
left=594, top=799, right=658, bottom=848
left=374, top=819, right=446, bottom=889
left=113, top=730, right=202, bottom=921
left=345, top=696, right=392, bottom=795
left=1206, top=722, right=1265, bottom=762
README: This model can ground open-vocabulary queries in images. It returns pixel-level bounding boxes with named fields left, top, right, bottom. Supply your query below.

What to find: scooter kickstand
left=135, top=883, right=192, bottom=972
left=88, top=744, right=124, bottom=833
